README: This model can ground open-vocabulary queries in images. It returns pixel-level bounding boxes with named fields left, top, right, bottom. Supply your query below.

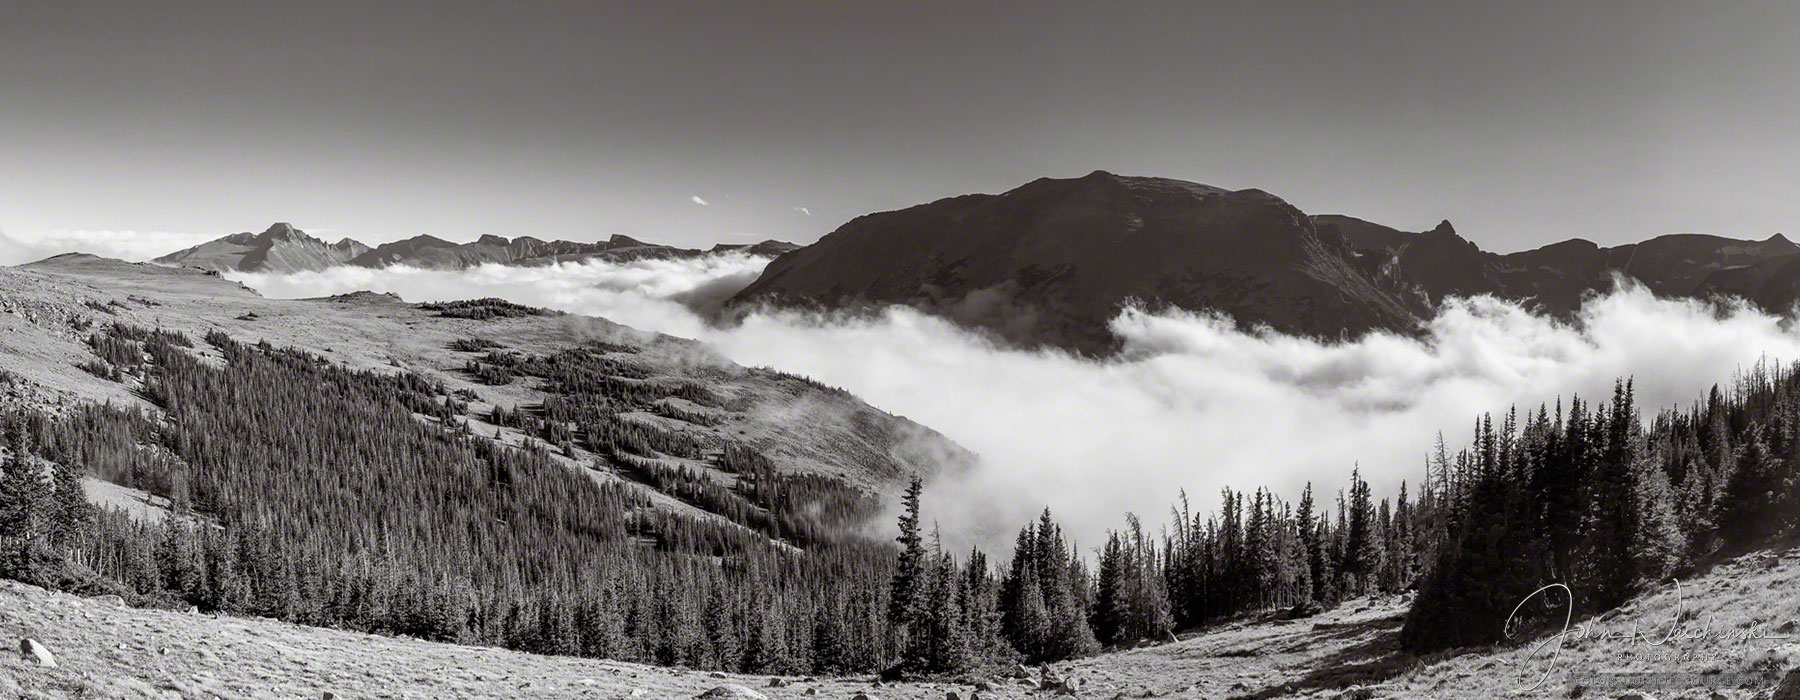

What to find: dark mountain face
left=733, top=171, right=1427, bottom=354
left=152, top=223, right=367, bottom=273
left=1329, top=214, right=1799, bottom=315
left=735, top=172, right=1799, bottom=353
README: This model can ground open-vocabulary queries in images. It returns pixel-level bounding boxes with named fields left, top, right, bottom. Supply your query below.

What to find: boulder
left=946, top=692, right=961, bottom=700
left=19, top=638, right=56, bottom=667
left=768, top=678, right=788, bottom=688
left=696, top=685, right=769, bottom=700
left=853, top=693, right=884, bottom=700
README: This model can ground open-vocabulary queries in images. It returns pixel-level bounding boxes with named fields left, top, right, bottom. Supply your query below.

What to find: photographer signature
left=1500, top=580, right=1794, bottom=691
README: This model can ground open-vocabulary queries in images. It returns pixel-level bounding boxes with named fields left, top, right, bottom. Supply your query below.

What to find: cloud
left=229, top=260, right=1800, bottom=552
left=691, top=196, right=710, bottom=206
left=793, top=206, right=811, bottom=216
left=0, top=228, right=215, bottom=265
left=227, top=253, right=772, bottom=338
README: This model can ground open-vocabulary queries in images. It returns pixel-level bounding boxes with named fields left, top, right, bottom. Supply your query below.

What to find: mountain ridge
left=735, top=171, right=1797, bottom=352
left=151, top=224, right=800, bottom=273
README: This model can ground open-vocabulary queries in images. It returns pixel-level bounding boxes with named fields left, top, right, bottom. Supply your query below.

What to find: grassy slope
left=3, top=547, right=1794, bottom=699
left=0, top=255, right=968, bottom=520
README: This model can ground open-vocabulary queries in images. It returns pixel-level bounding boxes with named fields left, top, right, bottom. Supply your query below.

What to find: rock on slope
left=734, top=170, right=1426, bottom=354
left=3, top=545, right=1793, bottom=699
left=151, top=222, right=368, bottom=273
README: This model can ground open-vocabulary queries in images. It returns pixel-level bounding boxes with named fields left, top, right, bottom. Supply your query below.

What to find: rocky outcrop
left=697, top=684, right=769, bottom=700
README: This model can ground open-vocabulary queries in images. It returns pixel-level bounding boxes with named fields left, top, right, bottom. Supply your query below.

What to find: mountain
left=734, top=170, right=1427, bottom=353
left=733, top=172, right=1797, bottom=352
left=345, top=233, right=693, bottom=268
left=151, top=222, right=369, bottom=273
left=156, top=225, right=800, bottom=274
left=1323, top=214, right=1799, bottom=314
left=711, top=239, right=803, bottom=257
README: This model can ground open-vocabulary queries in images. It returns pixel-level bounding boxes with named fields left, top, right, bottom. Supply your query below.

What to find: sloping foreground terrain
left=4, top=546, right=1796, bottom=699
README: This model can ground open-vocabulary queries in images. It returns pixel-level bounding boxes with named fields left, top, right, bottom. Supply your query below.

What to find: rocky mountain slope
left=155, top=224, right=800, bottom=273
left=733, top=172, right=1797, bottom=353
left=150, top=223, right=369, bottom=273
left=5, top=545, right=1793, bottom=699
left=733, top=171, right=1425, bottom=354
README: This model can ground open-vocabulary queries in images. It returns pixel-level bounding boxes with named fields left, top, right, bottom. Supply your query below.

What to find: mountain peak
left=1767, top=233, right=1793, bottom=247
left=259, top=222, right=308, bottom=242
left=475, top=234, right=510, bottom=247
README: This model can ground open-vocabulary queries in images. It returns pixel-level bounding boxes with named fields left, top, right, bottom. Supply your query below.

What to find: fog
left=0, top=229, right=215, bottom=266
left=229, top=257, right=1800, bottom=549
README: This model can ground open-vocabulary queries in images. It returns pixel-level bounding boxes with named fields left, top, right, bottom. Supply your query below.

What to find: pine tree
left=0, top=434, right=51, bottom=577
left=50, top=461, right=92, bottom=547
left=1297, top=483, right=1328, bottom=605
left=889, top=477, right=927, bottom=632
left=1341, top=467, right=1381, bottom=596
left=909, top=553, right=970, bottom=674
left=1093, top=533, right=1125, bottom=646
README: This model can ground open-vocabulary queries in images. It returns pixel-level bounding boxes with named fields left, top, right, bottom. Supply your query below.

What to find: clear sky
left=2, top=0, right=1796, bottom=253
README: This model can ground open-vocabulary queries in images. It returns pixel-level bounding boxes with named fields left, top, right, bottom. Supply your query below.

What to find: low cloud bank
left=231, top=257, right=1800, bottom=550
left=0, top=229, right=215, bottom=265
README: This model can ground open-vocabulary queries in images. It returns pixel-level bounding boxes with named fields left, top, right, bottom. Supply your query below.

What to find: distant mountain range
left=148, top=173, right=1800, bottom=354
left=733, top=171, right=1796, bottom=353
left=152, top=222, right=799, bottom=273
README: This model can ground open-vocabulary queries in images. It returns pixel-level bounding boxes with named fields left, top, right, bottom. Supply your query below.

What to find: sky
left=2, top=0, right=1797, bottom=254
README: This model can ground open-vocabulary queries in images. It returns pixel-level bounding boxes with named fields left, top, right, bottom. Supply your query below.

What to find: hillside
left=733, top=171, right=1426, bottom=354
left=4, top=545, right=1794, bottom=699
left=2, top=254, right=963, bottom=493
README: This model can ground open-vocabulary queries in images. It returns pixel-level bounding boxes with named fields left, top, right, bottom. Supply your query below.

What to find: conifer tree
left=889, top=477, right=926, bottom=632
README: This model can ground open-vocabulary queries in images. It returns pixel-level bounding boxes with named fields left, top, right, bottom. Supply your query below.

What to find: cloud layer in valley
left=229, top=257, right=1800, bottom=550
left=0, top=229, right=216, bottom=266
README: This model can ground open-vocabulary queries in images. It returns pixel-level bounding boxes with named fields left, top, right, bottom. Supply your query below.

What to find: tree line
left=4, top=321, right=1799, bottom=679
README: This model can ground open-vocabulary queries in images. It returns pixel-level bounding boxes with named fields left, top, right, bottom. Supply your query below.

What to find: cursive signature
left=1500, top=580, right=1794, bottom=691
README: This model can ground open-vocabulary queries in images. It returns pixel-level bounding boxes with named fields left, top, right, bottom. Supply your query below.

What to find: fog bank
left=230, top=258, right=1800, bottom=549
